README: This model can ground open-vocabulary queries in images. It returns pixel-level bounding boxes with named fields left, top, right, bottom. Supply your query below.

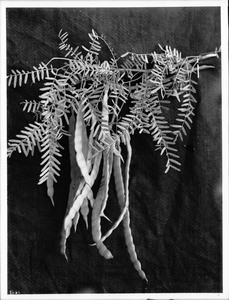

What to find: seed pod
left=97, top=241, right=113, bottom=260
left=60, top=152, right=103, bottom=259
left=80, top=198, right=89, bottom=229
left=114, top=134, right=148, bottom=282
left=47, top=175, right=54, bottom=206
left=91, top=152, right=109, bottom=242
left=74, top=104, right=91, bottom=185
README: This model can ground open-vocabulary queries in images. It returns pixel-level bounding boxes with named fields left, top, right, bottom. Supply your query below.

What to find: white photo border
left=1, top=1, right=228, bottom=299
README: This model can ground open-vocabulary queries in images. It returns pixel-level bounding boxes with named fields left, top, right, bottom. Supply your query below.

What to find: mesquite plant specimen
left=7, top=29, right=220, bottom=282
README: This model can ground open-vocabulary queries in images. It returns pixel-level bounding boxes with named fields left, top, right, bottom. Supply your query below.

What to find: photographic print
left=1, top=1, right=228, bottom=299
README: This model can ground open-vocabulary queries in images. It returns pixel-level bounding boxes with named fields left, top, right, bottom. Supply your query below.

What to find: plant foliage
left=7, top=29, right=220, bottom=282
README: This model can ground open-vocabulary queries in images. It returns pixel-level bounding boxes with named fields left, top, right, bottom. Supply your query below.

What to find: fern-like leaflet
left=171, top=66, right=198, bottom=142
left=38, top=125, right=63, bottom=185
left=7, top=122, right=44, bottom=157
left=7, top=62, right=51, bottom=87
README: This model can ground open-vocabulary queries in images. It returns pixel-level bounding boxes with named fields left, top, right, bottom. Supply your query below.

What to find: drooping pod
left=113, top=134, right=148, bottom=282
left=80, top=197, right=90, bottom=229
left=90, top=84, right=114, bottom=259
left=60, top=104, right=101, bottom=259
left=74, top=104, right=91, bottom=185
left=66, top=112, right=82, bottom=210
left=47, top=175, right=55, bottom=206
left=60, top=151, right=102, bottom=258
left=99, top=144, right=128, bottom=243
left=91, top=150, right=113, bottom=259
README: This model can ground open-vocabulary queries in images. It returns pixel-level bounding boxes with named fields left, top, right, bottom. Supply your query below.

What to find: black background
left=7, top=7, right=222, bottom=294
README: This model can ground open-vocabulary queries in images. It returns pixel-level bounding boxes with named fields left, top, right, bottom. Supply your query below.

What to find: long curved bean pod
left=60, top=177, right=86, bottom=257
left=99, top=139, right=129, bottom=243
left=91, top=85, right=113, bottom=249
left=66, top=112, right=83, bottom=236
left=99, top=149, right=128, bottom=243
left=91, top=151, right=113, bottom=260
left=60, top=113, right=79, bottom=257
left=100, top=148, right=113, bottom=217
left=123, top=209, right=147, bottom=281
left=123, top=133, right=131, bottom=213
left=114, top=134, right=148, bottom=281
left=97, top=85, right=114, bottom=222
left=74, top=104, right=91, bottom=185
left=66, top=113, right=81, bottom=210
left=91, top=152, right=108, bottom=242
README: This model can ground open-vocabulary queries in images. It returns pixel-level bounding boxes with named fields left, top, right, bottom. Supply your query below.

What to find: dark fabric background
left=7, top=7, right=222, bottom=294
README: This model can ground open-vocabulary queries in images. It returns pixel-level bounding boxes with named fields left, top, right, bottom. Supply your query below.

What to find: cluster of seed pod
left=60, top=88, right=148, bottom=282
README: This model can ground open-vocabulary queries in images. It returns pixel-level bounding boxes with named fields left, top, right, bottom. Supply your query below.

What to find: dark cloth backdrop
left=7, top=7, right=222, bottom=294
